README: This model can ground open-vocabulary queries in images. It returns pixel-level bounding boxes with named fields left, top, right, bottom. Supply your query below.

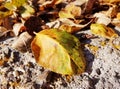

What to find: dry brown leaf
left=71, top=0, right=88, bottom=6
left=2, top=17, right=13, bottom=30
left=112, top=18, right=120, bottom=27
left=105, top=5, right=117, bottom=18
left=0, top=57, right=9, bottom=66
left=46, top=19, right=61, bottom=28
left=59, top=18, right=91, bottom=33
left=13, top=23, right=24, bottom=36
left=94, top=13, right=111, bottom=25
left=12, top=32, right=33, bottom=52
left=83, top=0, right=96, bottom=14
left=0, top=26, right=12, bottom=38
left=39, top=0, right=62, bottom=10
left=46, top=18, right=91, bottom=33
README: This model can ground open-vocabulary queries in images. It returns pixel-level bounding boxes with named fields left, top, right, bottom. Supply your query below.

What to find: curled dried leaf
left=90, top=23, right=118, bottom=39
left=13, top=23, right=24, bottom=36
left=59, top=18, right=91, bottom=33
left=0, top=26, right=12, bottom=38
left=94, top=13, right=111, bottom=25
left=112, top=18, right=120, bottom=27
left=31, top=29, right=86, bottom=75
left=46, top=18, right=91, bottom=33
left=71, top=0, right=88, bottom=6
left=112, top=37, right=120, bottom=50
left=12, top=32, right=33, bottom=52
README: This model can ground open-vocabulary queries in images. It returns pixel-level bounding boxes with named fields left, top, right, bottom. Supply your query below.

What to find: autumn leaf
left=59, top=4, right=81, bottom=19
left=0, top=26, right=12, bottom=38
left=112, top=37, right=120, bottom=50
left=0, top=11, right=13, bottom=19
left=90, top=23, right=118, bottom=39
left=0, top=0, right=34, bottom=18
left=31, top=29, right=86, bottom=75
left=46, top=18, right=91, bottom=33
left=20, top=4, right=35, bottom=18
left=99, top=0, right=120, bottom=3
left=117, top=13, right=120, bottom=20
left=12, top=32, right=33, bottom=52
left=4, top=0, right=27, bottom=10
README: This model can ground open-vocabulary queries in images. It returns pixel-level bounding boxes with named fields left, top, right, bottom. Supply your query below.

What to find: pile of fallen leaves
left=0, top=0, right=120, bottom=75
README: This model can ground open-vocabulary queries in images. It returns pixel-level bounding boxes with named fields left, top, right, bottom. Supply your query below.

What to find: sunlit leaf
left=31, top=29, right=86, bottom=75
left=117, top=13, right=120, bottom=20
left=1, top=0, right=29, bottom=18
left=0, top=11, right=13, bottom=19
left=59, top=4, right=81, bottom=19
left=99, top=0, right=120, bottom=3
left=4, top=2, right=16, bottom=10
left=52, top=0, right=62, bottom=5
left=12, top=0, right=27, bottom=7
left=4, top=0, right=27, bottom=10
left=59, top=10, right=74, bottom=19
left=59, top=18, right=91, bottom=33
left=20, top=5, right=35, bottom=18
left=59, top=24, right=81, bottom=33
left=113, top=44, right=120, bottom=50
left=110, top=0, right=120, bottom=3
left=90, top=23, right=118, bottom=39
left=94, top=13, right=111, bottom=25
left=112, top=37, right=120, bottom=50
left=12, top=32, right=33, bottom=52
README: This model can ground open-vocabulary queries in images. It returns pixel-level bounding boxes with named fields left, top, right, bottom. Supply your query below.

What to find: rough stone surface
left=0, top=29, right=120, bottom=89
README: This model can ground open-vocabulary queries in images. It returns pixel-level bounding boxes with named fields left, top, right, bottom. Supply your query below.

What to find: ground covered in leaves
left=0, top=0, right=120, bottom=89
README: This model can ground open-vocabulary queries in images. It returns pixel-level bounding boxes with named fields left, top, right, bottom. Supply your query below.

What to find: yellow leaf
left=113, top=44, right=120, bottom=50
left=31, top=29, right=86, bottom=75
left=59, top=4, right=81, bottom=19
left=99, top=0, right=120, bottom=3
left=117, top=13, right=120, bottom=20
left=90, top=23, right=118, bottom=39
left=52, top=0, right=62, bottom=4
left=59, top=10, right=74, bottom=19
left=110, top=0, right=120, bottom=3
left=4, top=0, right=27, bottom=10
left=58, top=18, right=91, bottom=33
left=0, top=11, right=13, bottom=19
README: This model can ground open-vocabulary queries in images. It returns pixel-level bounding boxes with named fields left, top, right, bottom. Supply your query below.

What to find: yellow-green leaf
left=90, top=23, right=118, bottom=39
left=4, top=0, right=27, bottom=10
left=20, top=5, right=35, bottom=18
left=31, top=29, right=86, bottom=75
